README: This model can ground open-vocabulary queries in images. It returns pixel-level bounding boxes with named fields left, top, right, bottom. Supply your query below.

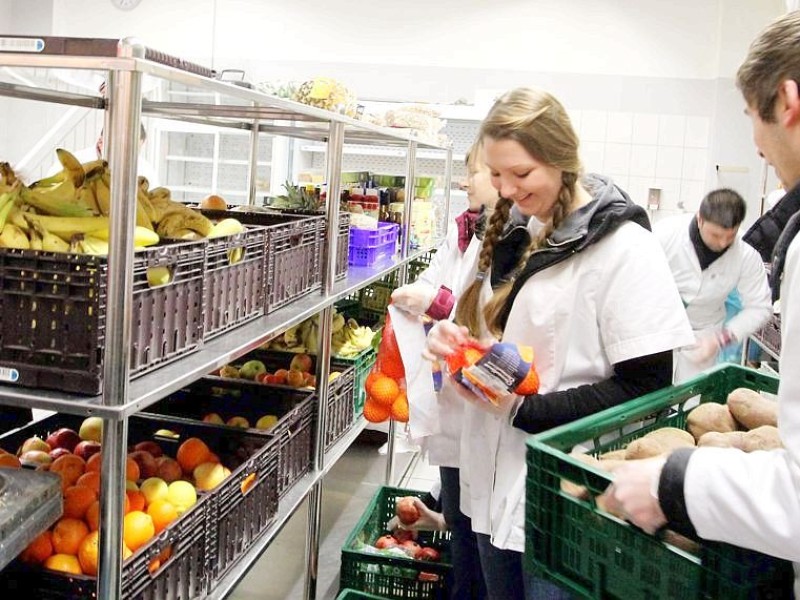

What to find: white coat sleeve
left=680, top=237, right=800, bottom=561
left=724, top=243, right=772, bottom=341
left=415, top=227, right=457, bottom=290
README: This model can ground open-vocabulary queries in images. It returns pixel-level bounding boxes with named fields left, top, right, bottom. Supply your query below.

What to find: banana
left=81, top=159, right=107, bottom=176
left=75, top=180, right=101, bottom=216
left=0, top=224, right=30, bottom=249
left=0, top=189, right=19, bottom=230
left=136, top=186, right=157, bottom=227
left=0, top=162, right=18, bottom=187
left=156, top=210, right=214, bottom=239
left=22, top=149, right=92, bottom=217
left=208, top=218, right=244, bottom=239
left=283, top=324, right=300, bottom=346
left=31, top=222, right=70, bottom=252
left=332, top=312, right=346, bottom=334
left=78, top=235, right=110, bottom=255
left=88, top=225, right=159, bottom=248
left=96, top=171, right=153, bottom=231
left=146, top=266, right=172, bottom=287
left=169, top=228, right=203, bottom=241
left=23, top=214, right=110, bottom=240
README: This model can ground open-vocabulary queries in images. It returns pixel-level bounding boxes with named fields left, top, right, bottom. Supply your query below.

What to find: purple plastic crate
left=349, top=222, right=399, bottom=248
left=349, top=239, right=396, bottom=267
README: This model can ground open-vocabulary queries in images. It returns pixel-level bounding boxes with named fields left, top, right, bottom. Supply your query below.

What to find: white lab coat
left=683, top=233, right=800, bottom=592
left=654, top=214, right=771, bottom=381
left=459, top=221, right=694, bottom=552
left=396, top=225, right=482, bottom=467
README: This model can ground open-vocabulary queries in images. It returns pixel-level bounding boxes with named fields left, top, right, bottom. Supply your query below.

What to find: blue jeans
left=440, top=466, right=487, bottom=600
left=475, top=533, right=572, bottom=600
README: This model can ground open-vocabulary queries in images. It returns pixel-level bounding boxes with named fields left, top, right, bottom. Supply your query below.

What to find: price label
left=0, top=367, right=20, bottom=382
left=0, top=38, right=45, bottom=53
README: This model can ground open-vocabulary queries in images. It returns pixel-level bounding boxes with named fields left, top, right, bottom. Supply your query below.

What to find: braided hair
left=455, top=87, right=583, bottom=339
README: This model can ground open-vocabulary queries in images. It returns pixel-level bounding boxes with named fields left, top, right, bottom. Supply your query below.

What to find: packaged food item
left=447, top=341, right=539, bottom=405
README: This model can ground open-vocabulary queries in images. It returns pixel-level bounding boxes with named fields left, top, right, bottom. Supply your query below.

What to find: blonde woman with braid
left=423, top=87, right=693, bottom=600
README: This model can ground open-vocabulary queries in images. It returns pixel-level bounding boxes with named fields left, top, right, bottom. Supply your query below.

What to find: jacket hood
left=548, top=173, right=650, bottom=247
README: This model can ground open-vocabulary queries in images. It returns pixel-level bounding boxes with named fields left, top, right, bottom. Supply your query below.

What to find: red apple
left=18, top=436, right=50, bottom=456
left=289, top=353, right=313, bottom=374
left=400, top=540, right=422, bottom=559
left=396, top=497, right=420, bottom=526
left=418, top=547, right=440, bottom=561
left=393, top=529, right=417, bottom=543
left=74, top=440, right=102, bottom=462
left=128, top=450, right=158, bottom=479
left=48, top=447, right=72, bottom=461
left=374, top=535, right=398, bottom=550
left=202, top=413, right=225, bottom=425
left=154, top=456, right=182, bottom=483
left=133, top=441, right=163, bottom=458
left=46, top=428, right=81, bottom=452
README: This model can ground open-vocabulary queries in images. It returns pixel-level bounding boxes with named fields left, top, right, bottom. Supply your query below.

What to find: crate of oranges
left=0, top=410, right=279, bottom=598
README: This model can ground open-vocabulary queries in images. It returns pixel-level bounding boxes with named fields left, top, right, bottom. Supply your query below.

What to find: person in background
left=423, top=87, right=693, bottom=600
left=390, top=139, right=505, bottom=599
left=604, top=11, right=800, bottom=595
left=654, top=188, right=771, bottom=381
left=46, top=123, right=159, bottom=187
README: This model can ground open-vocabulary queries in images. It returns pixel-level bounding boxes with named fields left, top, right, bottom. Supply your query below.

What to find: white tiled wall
left=575, top=109, right=711, bottom=214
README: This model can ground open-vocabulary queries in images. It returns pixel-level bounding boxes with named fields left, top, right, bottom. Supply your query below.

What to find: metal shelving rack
left=0, top=37, right=452, bottom=599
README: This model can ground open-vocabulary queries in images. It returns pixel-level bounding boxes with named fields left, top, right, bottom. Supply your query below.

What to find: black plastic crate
left=201, top=210, right=325, bottom=313
left=526, top=365, right=793, bottom=599
left=203, top=226, right=266, bottom=339
left=752, top=313, right=781, bottom=357
left=243, top=348, right=357, bottom=450
left=142, top=376, right=314, bottom=497
left=0, top=241, right=205, bottom=394
left=340, top=486, right=452, bottom=599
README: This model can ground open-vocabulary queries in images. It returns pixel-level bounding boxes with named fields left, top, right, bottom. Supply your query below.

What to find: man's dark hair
left=699, top=188, right=746, bottom=229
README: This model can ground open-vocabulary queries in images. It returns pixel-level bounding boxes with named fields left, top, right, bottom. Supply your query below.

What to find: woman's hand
left=599, top=456, right=668, bottom=534
left=422, top=320, right=470, bottom=361
left=391, top=283, right=437, bottom=316
left=387, top=496, right=447, bottom=532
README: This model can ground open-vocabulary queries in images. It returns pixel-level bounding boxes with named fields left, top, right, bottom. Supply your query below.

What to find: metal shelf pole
left=97, top=38, right=145, bottom=600
left=304, top=119, right=344, bottom=600
left=246, top=114, right=260, bottom=206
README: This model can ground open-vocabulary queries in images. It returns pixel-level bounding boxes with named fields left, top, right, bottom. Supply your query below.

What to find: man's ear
left=779, top=79, right=800, bottom=127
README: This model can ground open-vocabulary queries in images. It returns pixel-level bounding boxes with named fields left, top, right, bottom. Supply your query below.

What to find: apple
left=202, top=413, right=225, bottom=425
left=393, top=529, right=417, bottom=543
left=289, top=354, right=313, bottom=374
left=46, top=428, right=81, bottom=452
left=418, top=547, right=440, bottom=561
left=396, top=497, right=420, bottom=526
left=400, top=540, right=422, bottom=559
left=238, top=360, right=266, bottom=381
left=74, top=440, right=102, bottom=462
left=19, top=450, right=53, bottom=467
left=193, top=461, right=230, bottom=491
left=226, top=416, right=250, bottom=428
left=374, top=535, right=398, bottom=550
left=286, top=369, right=305, bottom=388
left=154, top=456, right=182, bottom=483
left=133, top=441, right=163, bottom=458
left=18, top=436, right=50, bottom=456
left=79, top=417, right=103, bottom=442
left=128, top=450, right=158, bottom=479
left=255, top=415, right=278, bottom=430
left=140, top=477, right=169, bottom=505
left=48, top=447, right=72, bottom=461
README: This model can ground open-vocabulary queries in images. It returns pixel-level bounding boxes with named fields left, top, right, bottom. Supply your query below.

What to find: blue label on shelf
left=0, top=367, right=20, bottom=382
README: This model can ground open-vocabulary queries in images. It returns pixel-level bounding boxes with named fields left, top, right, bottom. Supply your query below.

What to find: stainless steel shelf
left=206, top=417, right=367, bottom=599
left=0, top=249, right=432, bottom=419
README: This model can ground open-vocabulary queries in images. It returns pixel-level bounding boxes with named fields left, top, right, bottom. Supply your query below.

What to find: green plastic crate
left=336, top=589, right=387, bottom=600
left=336, top=344, right=378, bottom=416
left=526, top=364, right=793, bottom=599
left=341, top=486, right=452, bottom=599
left=407, top=249, right=436, bottom=284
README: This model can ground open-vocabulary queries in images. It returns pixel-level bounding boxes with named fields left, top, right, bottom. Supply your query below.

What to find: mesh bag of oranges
left=363, top=312, right=409, bottom=424
left=447, top=340, right=540, bottom=404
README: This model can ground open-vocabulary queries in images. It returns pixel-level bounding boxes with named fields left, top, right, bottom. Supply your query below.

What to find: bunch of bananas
left=0, top=149, right=245, bottom=255
left=266, top=309, right=375, bottom=358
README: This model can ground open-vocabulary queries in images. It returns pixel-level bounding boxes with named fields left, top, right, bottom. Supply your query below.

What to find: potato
left=560, top=452, right=624, bottom=499
left=687, top=403, right=738, bottom=441
left=697, top=431, right=747, bottom=450
left=624, top=437, right=664, bottom=460
left=727, top=388, right=778, bottom=430
left=599, top=449, right=627, bottom=461
left=741, top=425, right=783, bottom=452
left=643, top=427, right=696, bottom=450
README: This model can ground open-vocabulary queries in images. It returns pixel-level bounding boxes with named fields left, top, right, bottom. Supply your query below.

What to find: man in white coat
left=605, top=10, right=800, bottom=594
left=655, top=188, right=771, bottom=381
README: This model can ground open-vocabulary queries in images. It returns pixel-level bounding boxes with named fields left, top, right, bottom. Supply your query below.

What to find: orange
left=44, top=553, right=82, bottom=575
left=77, top=530, right=100, bottom=576
left=363, top=397, right=391, bottom=423
left=123, top=510, right=155, bottom=552
left=390, top=392, right=409, bottom=423
left=20, top=530, right=53, bottom=564
left=123, top=543, right=133, bottom=560
left=176, top=437, right=211, bottom=474
left=63, top=485, right=98, bottom=520
left=86, top=495, right=130, bottom=532
left=369, top=375, right=400, bottom=407
left=50, top=454, right=86, bottom=492
left=147, top=499, right=178, bottom=533
left=364, top=370, right=382, bottom=395
left=0, top=453, right=21, bottom=469
left=126, top=456, right=141, bottom=482
left=380, top=354, right=405, bottom=380
left=85, top=453, right=102, bottom=473
left=76, top=471, right=101, bottom=494
left=514, top=368, right=540, bottom=395
left=126, top=489, right=146, bottom=512
left=52, top=517, right=90, bottom=555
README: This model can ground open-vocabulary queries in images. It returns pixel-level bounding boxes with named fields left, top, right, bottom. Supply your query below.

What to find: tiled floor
left=228, top=430, right=436, bottom=599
